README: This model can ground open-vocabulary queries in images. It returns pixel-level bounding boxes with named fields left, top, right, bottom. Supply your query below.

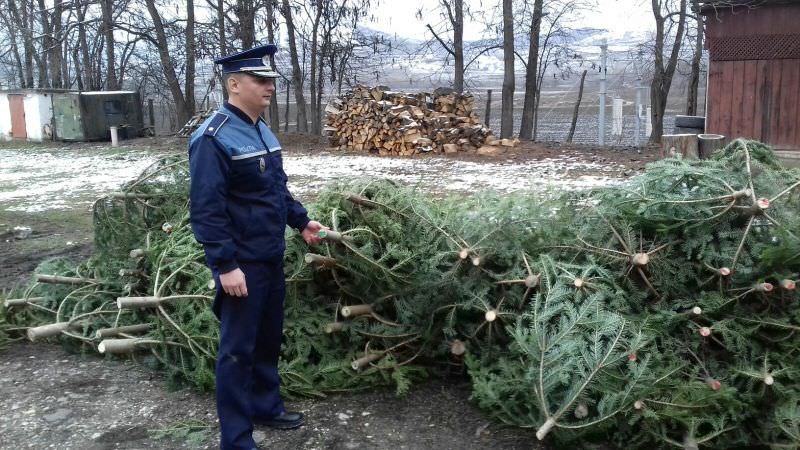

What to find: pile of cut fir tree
left=3, top=140, right=800, bottom=449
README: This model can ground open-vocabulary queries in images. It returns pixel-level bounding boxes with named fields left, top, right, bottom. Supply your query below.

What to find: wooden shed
left=0, top=89, right=144, bottom=142
left=701, top=0, right=800, bottom=154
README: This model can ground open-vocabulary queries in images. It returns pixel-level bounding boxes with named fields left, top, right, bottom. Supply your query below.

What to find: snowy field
left=0, top=144, right=628, bottom=213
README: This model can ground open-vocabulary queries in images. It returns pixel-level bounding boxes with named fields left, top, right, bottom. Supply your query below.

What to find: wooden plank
left=706, top=61, right=723, bottom=134
left=792, top=59, right=800, bottom=150
left=718, top=60, right=736, bottom=139
left=752, top=60, right=767, bottom=141
left=758, top=59, right=773, bottom=142
left=769, top=59, right=783, bottom=147
left=778, top=58, right=799, bottom=147
left=705, top=5, right=800, bottom=37
left=740, top=61, right=758, bottom=139
left=731, top=60, right=746, bottom=139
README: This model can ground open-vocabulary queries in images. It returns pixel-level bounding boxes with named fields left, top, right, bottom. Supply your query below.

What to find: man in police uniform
left=188, top=44, right=325, bottom=450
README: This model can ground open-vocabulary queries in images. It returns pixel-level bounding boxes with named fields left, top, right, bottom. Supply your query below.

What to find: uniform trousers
left=212, top=260, right=286, bottom=450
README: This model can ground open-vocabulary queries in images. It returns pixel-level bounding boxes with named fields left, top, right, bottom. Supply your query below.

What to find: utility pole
left=635, top=76, right=642, bottom=147
left=598, top=39, right=608, bottom=146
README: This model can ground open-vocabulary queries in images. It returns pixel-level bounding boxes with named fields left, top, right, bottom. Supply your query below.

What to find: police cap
left=214, top=44, right=279, bottom=78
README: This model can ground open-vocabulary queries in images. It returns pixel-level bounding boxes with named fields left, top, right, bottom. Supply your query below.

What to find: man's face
left=229, top=73, right=276, bottom=111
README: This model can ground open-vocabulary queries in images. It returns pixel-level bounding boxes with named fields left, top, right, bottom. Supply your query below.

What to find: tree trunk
left=236, top=0, right=256, bottom=48
left=649, top=0, right=687, bottom=143
left=453, top=0, right=464, bottom=93
left=73, top=47, right=84, bottom=90
left=185, top=0, right=196, bottom=118
left=35, top=0, right=53, bottom=88
left=500, top=0, right=515, bottom=139
left=266, top=0, right=280, bottom=131
left=566, top=69, right=588, bottom=143
left=51, top=0, right=64, bottom=88
left=309, top=0, right=323, bottom=135
left=518, top=0, right=542, bottom=140
left=687, top=0, right=703, bottom=116
left=21, top=0, right=34, bottom=88
left=1, top=0, right=26, bottom=87
left=281, top=0, right=308, bottom=133
left=100, top=0, right=118, bottom=90
left=33, top=0, right=52, bottom=88
left=144, top=0, right=190, bottom=126
left=217, top=0, right=227, bottom=100
left=78, top=4, right=94, bottom=90
left=315, top=39, right=326, bottom=135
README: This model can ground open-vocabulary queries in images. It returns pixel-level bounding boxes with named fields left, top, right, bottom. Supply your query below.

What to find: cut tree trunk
left=698, top=134, right=725, bottom=159
left=661, top=134, right=699, bottom=159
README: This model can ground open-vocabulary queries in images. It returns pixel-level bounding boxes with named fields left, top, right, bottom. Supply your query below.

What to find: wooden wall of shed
left=704, top=4, right=800, bottom=38
left=704, top=4, right=800, bottom=151
left=706, top=58, right=800, bottom=150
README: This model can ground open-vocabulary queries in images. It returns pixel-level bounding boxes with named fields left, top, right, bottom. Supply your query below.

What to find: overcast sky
left=365, top=0, right=654, bottom=41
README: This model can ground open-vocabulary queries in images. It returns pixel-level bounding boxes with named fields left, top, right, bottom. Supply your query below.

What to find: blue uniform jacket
left=188, top=103, right=310, bottom=273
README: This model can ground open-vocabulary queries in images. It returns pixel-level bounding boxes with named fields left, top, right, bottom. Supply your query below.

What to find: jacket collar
left=223, top=101, right=264, bottom=126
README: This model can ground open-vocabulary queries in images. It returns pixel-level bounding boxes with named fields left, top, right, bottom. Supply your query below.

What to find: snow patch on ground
left=284, top=152, right=624, bottom=197
left=0, top=148, right=159, bottom=212
left=0, top=147, right=625, bottom=213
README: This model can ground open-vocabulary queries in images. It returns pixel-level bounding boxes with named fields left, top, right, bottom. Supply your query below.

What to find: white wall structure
left=0, top=94, right=11, bottom=141
left=23, top=93, right=54, bottom=141
left=612, top=98, right=624, bottom=136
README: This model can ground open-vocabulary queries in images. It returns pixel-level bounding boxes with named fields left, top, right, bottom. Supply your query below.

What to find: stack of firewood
left=325, top=85, right=516, bottom=156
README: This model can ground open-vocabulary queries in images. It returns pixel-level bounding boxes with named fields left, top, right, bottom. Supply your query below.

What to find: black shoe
left=256, top=411, right=305, bottom=430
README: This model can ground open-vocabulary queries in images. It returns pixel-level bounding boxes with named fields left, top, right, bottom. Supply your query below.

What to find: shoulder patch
left=203, top=112, right=229, bottom=137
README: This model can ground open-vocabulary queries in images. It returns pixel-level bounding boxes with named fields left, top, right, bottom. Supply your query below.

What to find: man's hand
left=219, top=268, right=248, bottom=297
left=301, top=220, right=328, bottom=245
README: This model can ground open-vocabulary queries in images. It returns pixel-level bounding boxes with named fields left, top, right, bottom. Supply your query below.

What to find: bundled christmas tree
left=3, top=139, right=800, bottom=449
left=468, top=140, right=800, bottom=448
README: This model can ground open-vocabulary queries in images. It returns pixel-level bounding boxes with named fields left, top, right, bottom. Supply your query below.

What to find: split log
left=324, top=84, right=497, bottom=156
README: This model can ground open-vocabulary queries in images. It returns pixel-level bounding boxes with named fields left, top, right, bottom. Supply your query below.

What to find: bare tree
left=143, top=0, right=196, bottom=124
left=76, top=2, right=96, bottom=90
left=281, top=0, right=309, bottom=132
left=518, top=0, right=542, bottom=140
left=500, top=0, right=514, bottom=138
left=650, top=0, right=688, bottom=143
left=566, top=69, right=587, bottom=143
left=0, top=0, right=26, bottom=87
left=265, top=0, right=280, bottom=130
left=235, top=0, right=257, bottom=48
left=686, top=0, right=703, bottom=115
left=100, top=0, right=119, bottom=89
left=308, top=0, right=324, bottom=134
left=423, top=0, right=465, bottom=93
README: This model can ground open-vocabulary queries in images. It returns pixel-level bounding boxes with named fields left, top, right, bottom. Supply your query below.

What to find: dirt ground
left=0, top=342, right=544, bottom=450
left=0, top=134, right=657, bottom=449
